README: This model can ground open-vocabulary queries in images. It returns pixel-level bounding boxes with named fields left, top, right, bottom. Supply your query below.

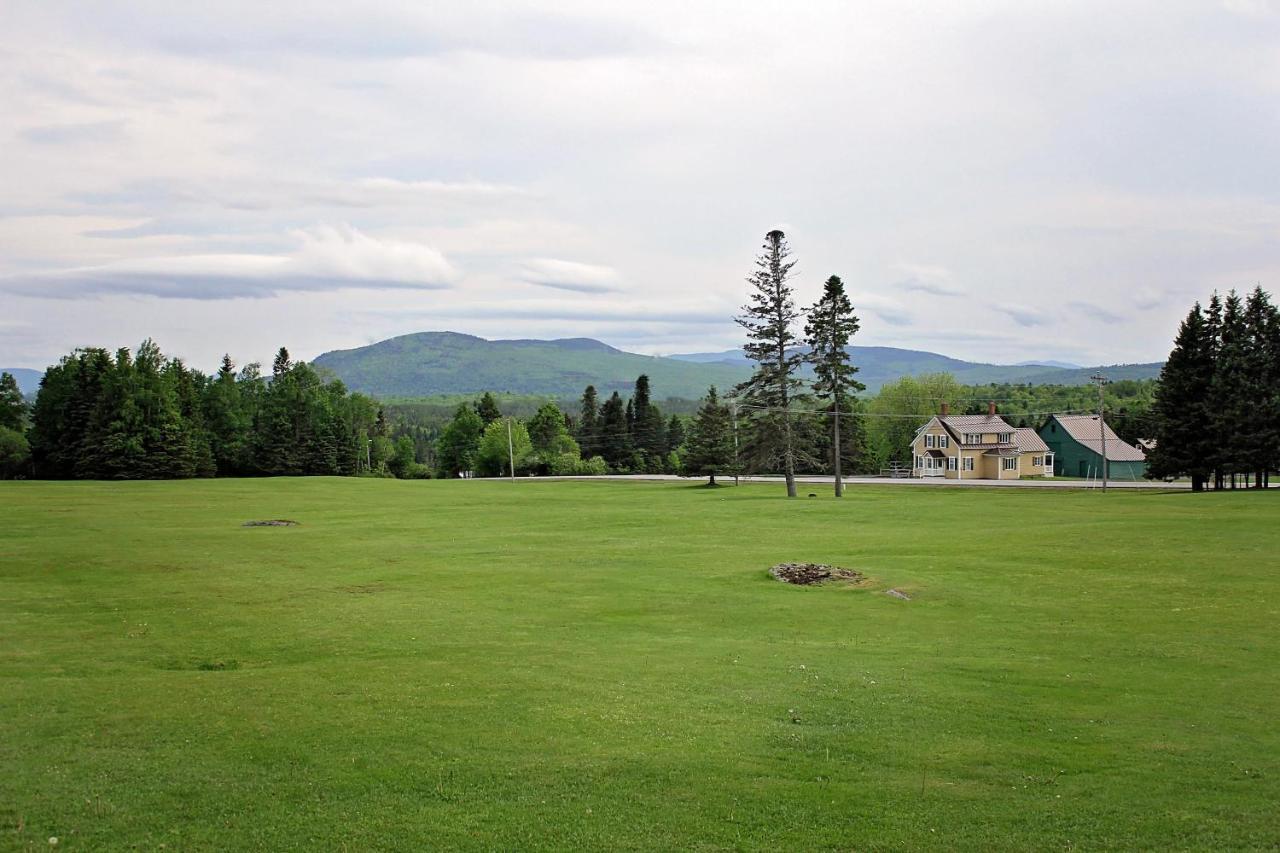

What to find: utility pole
left=506, top=417, right=516, bottom=483
left=1091, top=373, right=1108, bottom=492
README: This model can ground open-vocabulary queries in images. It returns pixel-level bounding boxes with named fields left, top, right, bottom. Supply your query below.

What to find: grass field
left=2, top=479, right=1278, bottom=850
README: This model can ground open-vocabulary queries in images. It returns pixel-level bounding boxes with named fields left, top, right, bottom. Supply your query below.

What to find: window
left=1002, top=457, right=1017, bottom=471
left=915, top=455, right=922, bottom=469
left=947, top=456, right=957, bottom=470
left=964, top=457, right=975, bottom=471
left=999, top=432, right=1013, bottom=443
left=965, top=433, right=980, bottom=444
left=939, top=434, right=949, bottom=448
left=924, top=434, right=934, bottom=448
left=1032, top=455, right=1043, bottom=466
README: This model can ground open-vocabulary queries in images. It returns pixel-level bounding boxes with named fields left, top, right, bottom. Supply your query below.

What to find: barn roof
left=1048, top=415, right=1147, bottom=462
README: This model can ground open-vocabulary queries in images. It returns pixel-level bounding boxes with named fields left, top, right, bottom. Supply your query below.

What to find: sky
left=4, top=0, right=1280, bottom=372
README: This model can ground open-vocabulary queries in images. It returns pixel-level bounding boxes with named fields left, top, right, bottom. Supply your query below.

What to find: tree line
left=3, top=342, right=422, bottom=480
left=1147, top=287, right=1279, bottom=491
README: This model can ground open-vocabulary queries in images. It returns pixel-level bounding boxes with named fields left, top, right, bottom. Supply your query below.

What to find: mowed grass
left=1, top=479, right=1278, bottom=851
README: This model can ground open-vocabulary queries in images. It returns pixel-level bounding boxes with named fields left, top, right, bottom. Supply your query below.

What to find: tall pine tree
left=1148, top=303, right=1215, bottom=490
left=735, top=229, right=803, bottom=497
left=804, top=275, right=865, bottom=496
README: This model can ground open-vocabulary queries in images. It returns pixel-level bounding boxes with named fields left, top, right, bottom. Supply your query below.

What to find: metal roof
left=1013, top=428, right=1050, bottom=453
left=1047, top=415, right=1147, bottom=462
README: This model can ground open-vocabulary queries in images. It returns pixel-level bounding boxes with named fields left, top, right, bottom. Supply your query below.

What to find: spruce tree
left=1148, top=303, right=1215, bottom=490
left=804, top=275, right=865, bottom=496
left=475, top=392, right=502, bottom=426
left=683, top=386, right=738, bottom=486
left=735, top=229, right=803, bottom=497
left=598, top=391, right=633, bottom=471
left=577, top=385, right=600, bottom=457
left=1242, top=287, right=1277, bottom=486
left=1213, top=291, right=1251, bottom=487
left=630, top=374, right=667, bottom=469
left=666, top=414, right=686, bottom=452
left=272, top=347, right=292, bottom=377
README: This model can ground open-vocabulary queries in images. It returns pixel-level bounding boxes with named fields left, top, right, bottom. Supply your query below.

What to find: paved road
left=533, top=473, right=1194, bottom=490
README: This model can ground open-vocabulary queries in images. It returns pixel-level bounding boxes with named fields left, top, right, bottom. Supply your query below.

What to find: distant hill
left=313, top=332, right=751, bottom=400
left=314, top=332, right=1163, bottom=399
left=668, top=347, right=1161, bottom=391
left=1, top=368, right=43, bottom=396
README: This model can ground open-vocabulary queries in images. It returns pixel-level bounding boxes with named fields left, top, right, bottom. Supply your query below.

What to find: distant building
left=910, top=402, right=1054, bottom=480
left=1037, top=414, right=1147, bottom=480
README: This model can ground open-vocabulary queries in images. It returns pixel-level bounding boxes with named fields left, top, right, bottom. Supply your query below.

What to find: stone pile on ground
left=769, top=562, right=863, bottom=585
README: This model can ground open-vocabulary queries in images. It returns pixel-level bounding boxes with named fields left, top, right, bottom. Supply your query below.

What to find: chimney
left=987, top=401, right=997, bottom=418
left=940, top=402, right=950, bottom=417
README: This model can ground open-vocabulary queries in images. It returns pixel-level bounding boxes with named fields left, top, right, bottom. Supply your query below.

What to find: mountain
left=314, top=332, right=1163, bottom=399
left=667, top=347, right=1160, bottom=391
left=1014, top=359, right=1081, bottom=369
left=1, top=368, right=43, bottom=396
left=313, top=332, right=751, bottom=399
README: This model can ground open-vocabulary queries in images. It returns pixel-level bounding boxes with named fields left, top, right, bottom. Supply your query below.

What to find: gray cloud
left=0, top=225, right=456, bottom=300
left=19, top=120, right=126, bottom=145
left=518, top=258, right=622, bottom=293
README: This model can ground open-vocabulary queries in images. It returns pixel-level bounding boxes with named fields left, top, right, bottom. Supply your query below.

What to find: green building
left=1037, top=414, right=1148, bottom=480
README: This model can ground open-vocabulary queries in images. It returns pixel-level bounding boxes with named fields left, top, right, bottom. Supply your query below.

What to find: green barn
left=1037, top=414, right=1148, bottom=480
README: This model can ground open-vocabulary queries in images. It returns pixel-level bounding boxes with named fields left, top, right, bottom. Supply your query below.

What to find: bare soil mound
left=769, top=562, right=864, bottom=585
left=242, top=519, right=299, bottom=527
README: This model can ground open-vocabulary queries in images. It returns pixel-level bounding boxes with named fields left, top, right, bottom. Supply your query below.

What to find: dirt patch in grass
left=769, top=562, right=865, bottom=586
left=242, top=519, right=299, bottom=527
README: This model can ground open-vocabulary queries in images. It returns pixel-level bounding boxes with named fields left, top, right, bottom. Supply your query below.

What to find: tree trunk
left=1191, top=474, right=1204, bottom=492
left=708, top=472, right=716, bottom=486
left=833, top=406, right=843, bottom=497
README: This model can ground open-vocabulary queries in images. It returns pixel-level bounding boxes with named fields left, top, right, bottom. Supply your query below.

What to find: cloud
left=19, top=120, right=126, bottom=145
left=848, top=292, right=913, bottom=326
left=893, top=264, right=966, bottom=297
left=518, top=258, right=621, bottom=293
left=0, top=224, right=457, bottom=300
left=1066, top=301, right=1126, bottom=323
left=995, top=304, right=1052, bottom=327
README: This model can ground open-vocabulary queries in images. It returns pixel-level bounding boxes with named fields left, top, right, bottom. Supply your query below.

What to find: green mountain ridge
left=313, top=332, right=1163, bottom=399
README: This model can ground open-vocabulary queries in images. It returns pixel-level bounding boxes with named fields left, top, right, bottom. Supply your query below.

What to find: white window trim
left=947, top=456, right=957, bottom=470
left=1002, top=457, right=1017, bottom=471
left=963, top=457, right=975, bottom=471
left=939, top=434, right=949, bottom=448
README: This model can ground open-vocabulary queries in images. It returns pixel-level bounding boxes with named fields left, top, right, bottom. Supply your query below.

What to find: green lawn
left=2, top=479, right=1278, bottom=851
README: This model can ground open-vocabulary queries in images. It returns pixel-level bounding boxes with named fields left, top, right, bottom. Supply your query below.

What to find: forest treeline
left=0, top=343, right=427, bottom=480
left=0, top=348, right=1164, bottom=481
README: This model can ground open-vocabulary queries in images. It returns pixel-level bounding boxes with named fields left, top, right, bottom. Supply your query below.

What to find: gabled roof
left=937, top=414, right=1017, bottom=449
left=1013, top=428, right=1049, bottom=453
left=1046, top=414, right=1146, bottom=462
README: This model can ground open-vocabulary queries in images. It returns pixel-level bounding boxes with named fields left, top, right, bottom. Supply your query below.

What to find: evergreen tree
left=631, top=374, right=667, bottom=468
left=735, top=229, right=803, bottom=497
left=598, top=391, right=634, bottom=471
left=804, top=275, right=865, bottom=496
left=1148, top=303, right=1215, bottom=490
left=272, top=347, right=292, bottom=377
left=1242, top=287, right=1278, bottom=486
left=475, top=392, right=502, bottom=426
left=1212, top=291, right=1251, bottom=487
left=205, top=355, right=253, bottom=474
left=683, top=386, right=738, bottom=486
left=0, top=372, right=25, bottom=431
left=666, top=414, right=686, bottom=452
left=577, top=385, right=601, bottom=457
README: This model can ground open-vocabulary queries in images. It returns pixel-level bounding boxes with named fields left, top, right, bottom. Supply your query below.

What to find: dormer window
left=965, top=433, right=981, bottom=444
left=999, top=432, right=1013, bottom=443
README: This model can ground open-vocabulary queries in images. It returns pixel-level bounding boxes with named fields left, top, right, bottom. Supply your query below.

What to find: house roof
left=940, top=414, right=1016, bottom=433
left=935, top=413, right=1018, bottom=448
left=1013, top=428, right=1049, bottom=453
left=1047, top=415, right=1147, bottom=462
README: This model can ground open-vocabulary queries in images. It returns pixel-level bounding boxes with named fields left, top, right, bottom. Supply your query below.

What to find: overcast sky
left=4, top=0, right=1279, bottom=371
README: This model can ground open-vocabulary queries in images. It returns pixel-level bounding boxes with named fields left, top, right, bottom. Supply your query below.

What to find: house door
left=924, top=457, right=944, bottom=477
